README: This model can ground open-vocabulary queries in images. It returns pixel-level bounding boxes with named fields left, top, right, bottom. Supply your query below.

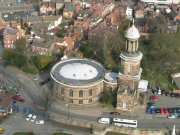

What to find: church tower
left=118, top=19, right=143, bottom=91
left=116, top=19, right=143, bottom=111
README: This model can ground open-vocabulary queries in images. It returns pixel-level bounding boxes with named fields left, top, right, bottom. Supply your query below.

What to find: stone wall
left=53, top=81, right=104, bottom=105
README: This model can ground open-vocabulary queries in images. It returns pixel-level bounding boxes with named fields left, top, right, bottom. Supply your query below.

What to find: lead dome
left=125, top=24, right=140, bottom=41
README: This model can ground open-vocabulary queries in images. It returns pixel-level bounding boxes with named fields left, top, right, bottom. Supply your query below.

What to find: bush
left=99, top=89, right=117, bottom=107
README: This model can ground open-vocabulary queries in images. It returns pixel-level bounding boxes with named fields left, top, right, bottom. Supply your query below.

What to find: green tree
left=14, top=38, right=26, bottom=53
left=31, top=55, right=54, bottom=71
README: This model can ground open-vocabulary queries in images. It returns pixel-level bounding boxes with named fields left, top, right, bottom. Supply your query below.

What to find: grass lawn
left=13, top=132, right=35, bottom=135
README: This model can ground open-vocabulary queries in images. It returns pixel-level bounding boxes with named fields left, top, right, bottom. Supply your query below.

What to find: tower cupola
left=125, top=19, right=140, bottom=53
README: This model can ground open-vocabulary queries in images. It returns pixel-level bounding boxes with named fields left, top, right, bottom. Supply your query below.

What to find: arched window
left=69, top=90, right=73, bottom=97
left=79, top=90, right=83, bottom=97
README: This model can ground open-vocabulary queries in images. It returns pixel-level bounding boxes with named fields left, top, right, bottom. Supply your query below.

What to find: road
left=1, top=113, right=90, bottom=135
left=0, top=64, right=180, bottom=135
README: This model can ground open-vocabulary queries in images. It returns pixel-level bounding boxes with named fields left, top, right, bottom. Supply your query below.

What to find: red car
left=160, top=108, right=169, bottom=116
left=150, top=95, right=160, bottom=102
left=12, top=95, right=25, bottom=102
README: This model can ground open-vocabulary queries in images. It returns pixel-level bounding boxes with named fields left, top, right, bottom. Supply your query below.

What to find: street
left=0, top=64, right=180, bottom=135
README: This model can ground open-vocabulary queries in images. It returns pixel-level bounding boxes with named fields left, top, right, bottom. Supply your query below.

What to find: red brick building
left=3, top=26, right=23, bottom=49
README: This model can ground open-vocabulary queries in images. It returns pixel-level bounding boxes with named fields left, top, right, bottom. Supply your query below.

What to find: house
left=3, top=26, right=24, bottom=49
left=29, top=35, right=53, bottom=55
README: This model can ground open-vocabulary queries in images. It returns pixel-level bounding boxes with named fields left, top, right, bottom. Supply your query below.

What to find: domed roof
left=125, top=24, right=140, bottom=40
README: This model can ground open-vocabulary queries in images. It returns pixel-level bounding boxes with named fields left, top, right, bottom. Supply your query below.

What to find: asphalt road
left=1, top=64, right=180, bottom=135
left=1, top=113, right=90, bottom=135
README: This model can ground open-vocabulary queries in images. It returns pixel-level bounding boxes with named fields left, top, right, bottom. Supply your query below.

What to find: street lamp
left=65, top=103, right=70, bottom=120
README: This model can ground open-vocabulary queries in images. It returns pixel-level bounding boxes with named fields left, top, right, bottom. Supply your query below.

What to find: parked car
left=35, top=120, right=44, bottom=125
left=164, top=91, right=170, bottom=96
left=0, top=108, right=6, bottom=113
left=0, top=128, right=5, bottom=134
left=148, top=108, right=156, bottom=114
left=170, top=93, right=176, bottom=97
left=167, top=108, right=176, bottom=114
left=150, top=95, right=160, bottom=102
left=12, top=95, right=25, bottom=102
left=30, top=115, right=37, bottom=122
left=98, top=117, right=111, bottom=125
left=26, top=114, right=33, bottom=121
left=167, top=114, right=177, bottom=119
left=109, top=112, right=120, bottom=115
left=155, top=108, right=161, bottom=114
left=175, top=107, right=180, bottom=113
left=160, top=108, right=169, bottom=116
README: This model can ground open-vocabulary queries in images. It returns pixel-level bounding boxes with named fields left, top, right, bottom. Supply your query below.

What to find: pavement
left=1, top=113, right=90, bottom=135
left=1, top=64, right=180, bottom=134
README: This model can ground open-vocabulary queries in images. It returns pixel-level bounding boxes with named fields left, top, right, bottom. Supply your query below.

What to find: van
left=98, top=117, right=111, bottom=125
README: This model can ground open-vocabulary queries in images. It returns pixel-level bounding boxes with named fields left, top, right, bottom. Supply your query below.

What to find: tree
left=3, top=49, right=27, bottom=68
left=14, top=38, right=26, bottom=53
left=141, top=29, right=180, bottom=89
left=31, top=55, right=54, bottom=71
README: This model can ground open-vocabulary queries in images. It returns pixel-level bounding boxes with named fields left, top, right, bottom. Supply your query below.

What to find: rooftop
left=50, top=58, right=105, bottom=87
left=125, top=24, right=140, bottom=40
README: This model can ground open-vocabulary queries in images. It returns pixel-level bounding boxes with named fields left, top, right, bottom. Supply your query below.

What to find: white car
left=26, top=114, right=32, bottom=121
left=35, top=120, right=44, bottom=125
left=98, top=117, right=111, bottom=125
left=30, top=115, right=37, bottom=122
left=168, top=115, right=177, bottom=119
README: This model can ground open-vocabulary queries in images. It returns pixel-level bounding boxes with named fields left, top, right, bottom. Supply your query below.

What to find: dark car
left=12, top=95, right=25, bottom=102
left=155, top=108, right=161, bottom=114
left=109, top=112, right=120, bottom=115
left=174, top=93, right=180, bottom=98
left=175, top=107, right=180, bottom=113
left=168, top=108, right=176, bottom=114
left=170, top=93, right=176, bottom=97
left=164, top=91, right=170, bottom=96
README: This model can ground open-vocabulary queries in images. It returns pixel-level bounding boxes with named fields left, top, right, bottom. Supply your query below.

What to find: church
left=50, top=19, right=148, bottom=111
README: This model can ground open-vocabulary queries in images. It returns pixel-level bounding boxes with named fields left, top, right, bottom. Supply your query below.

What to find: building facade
left=50, top=58, right=105, bottom=105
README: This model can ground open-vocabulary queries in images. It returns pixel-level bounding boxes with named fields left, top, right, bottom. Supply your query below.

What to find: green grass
left=13, top=132, right=35, bottom=135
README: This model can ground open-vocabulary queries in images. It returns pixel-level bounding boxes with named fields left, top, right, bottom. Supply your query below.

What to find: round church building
left=50, top=58, right=105, bottom=105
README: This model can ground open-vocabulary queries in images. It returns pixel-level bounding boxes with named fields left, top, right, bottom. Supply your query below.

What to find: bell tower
left=118, top=19, right=143, bottom=91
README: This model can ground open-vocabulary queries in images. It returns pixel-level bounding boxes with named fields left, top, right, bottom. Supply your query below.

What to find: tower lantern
left=118, top=18, right=143, bottom=90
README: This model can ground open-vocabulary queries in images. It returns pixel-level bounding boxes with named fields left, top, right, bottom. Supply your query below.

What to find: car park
left=35, top=120, right=44, bottom=125
left=98, top=117, right=111, bottom=125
